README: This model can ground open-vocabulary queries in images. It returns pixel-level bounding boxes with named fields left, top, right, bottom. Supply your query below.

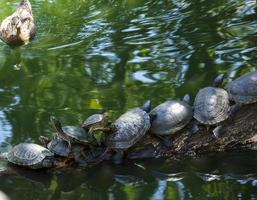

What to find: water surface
left=0, top=0, right=256, bottom=199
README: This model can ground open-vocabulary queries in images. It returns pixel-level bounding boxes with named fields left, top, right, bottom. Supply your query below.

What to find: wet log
left=126, top=103, right=257, bottom=160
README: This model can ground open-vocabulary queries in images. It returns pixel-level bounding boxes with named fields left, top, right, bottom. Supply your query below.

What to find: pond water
left=0, top=0, right=256, bottom=199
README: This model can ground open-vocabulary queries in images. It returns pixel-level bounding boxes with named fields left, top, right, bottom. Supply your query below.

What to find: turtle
left=50, top=116, right=96, bottom=151
left=149, top=94, right=193, bottom=145
left=0, top=143, right=54, bottom=169
left=39, top=134, right=70, bottom=157
left=81, top=112, right=111, bottom=134
left=0, top=0, right=35, bottom=45
left=101, top=101, right=151, bottom=164
left=226, top=71, right=257, bottom=105
left=193, top=74, right=230, bottom=136
left=39, top=133, right=107, bottom=167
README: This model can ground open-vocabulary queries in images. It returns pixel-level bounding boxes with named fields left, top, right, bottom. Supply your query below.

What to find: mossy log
left=126, top=103, right=257, bottom=160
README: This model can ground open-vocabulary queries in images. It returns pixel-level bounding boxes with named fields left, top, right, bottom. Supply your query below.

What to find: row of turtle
left=1, top=71, right=257, bottom=169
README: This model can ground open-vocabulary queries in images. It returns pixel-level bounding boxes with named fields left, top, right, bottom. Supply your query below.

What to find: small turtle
left=193, top=74, right=230, bottom=136
left=149, top=94, right=192, bottom=145
left=226, top=71, right=257, bottom=104
left=102, top=101, right=151, bottom=164
left=0, top=143, right=54, bottom=169
left=39, top=134, right=70, bottom=157
left=50, top=117, right=96, bottom=150
left=82, top=112, right=111, bottom=134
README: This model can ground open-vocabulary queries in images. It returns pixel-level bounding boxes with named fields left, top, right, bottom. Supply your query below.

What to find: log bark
left=126, top=103, right=257, bottom=160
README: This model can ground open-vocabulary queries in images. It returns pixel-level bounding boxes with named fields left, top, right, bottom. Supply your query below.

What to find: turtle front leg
left=67, top=141, right=72, bottom=153
left=191, top=121, right=199, bottom=134
left=229, top=103, right=242, bottom=117
left=156, top=135, right=173, bottom=148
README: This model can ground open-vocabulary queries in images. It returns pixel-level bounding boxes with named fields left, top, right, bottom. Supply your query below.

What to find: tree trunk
left=126, top=103, right=257, bottom=160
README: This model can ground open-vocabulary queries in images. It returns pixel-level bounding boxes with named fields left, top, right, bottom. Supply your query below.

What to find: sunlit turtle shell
left=226, top=71, right=257, bottom=104
left=5, top=143, right=54, bottom=169
left=194, top=87, right=230, bottom=124
left=150, top=100, right=192, bottom=135
left=107, top=108, right=150, bottom=149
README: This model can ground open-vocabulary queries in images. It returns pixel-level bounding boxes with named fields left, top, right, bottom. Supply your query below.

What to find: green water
left=0, top=0, right=256, bottom=199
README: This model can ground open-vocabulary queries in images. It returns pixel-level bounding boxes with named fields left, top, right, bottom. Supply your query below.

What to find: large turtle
left=50, top=116, right=96, bottom=150
left=193, top=74, right=230, bottom=136
left=0, top=143, right=54, bottom=169
left=103, top=101, right=151, bottom=164
left=150, top=95, right=192, bottom=135
left=226, top=71, right=257, bottom=104
left=81, top=113, right=111, bottom=134
left=149, top=94, right=192, bottom=146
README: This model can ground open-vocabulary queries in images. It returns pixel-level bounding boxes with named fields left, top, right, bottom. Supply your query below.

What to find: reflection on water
left=0, top=152, right=257, bottom=200
left=0, top=111, right=12, bottom=144
left=0, top=0, right=256, bottom=199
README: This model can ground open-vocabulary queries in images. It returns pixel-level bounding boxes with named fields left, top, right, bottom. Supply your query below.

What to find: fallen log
left=126, top=103, right=257, bottom=160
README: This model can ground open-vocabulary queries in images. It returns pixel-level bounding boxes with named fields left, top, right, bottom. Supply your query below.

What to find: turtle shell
left=226, top=71, right=257, bottom=104
left=194, top=87, right=230, bottom=125
left=62, top=126, right=95, bottom=144
left=150, top=100, right=192, bottom=135
left=107, top=108, right=150, bottom=149
left=82, top=114, right=104, bottom=128
left=6, top=143, right=54, bottom=168
left=47, top=134, right=69, bottom=157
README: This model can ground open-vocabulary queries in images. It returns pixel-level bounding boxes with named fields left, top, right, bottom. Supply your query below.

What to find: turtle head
left=183, top=94, right=190, bottom=104
left=102, top=112, right=109, bottom=119
left=42, top=157, right=54, bottom=168
left=102, top=112, right=112, bottom=123
left=0, top=152, right=8, bottom=161
left=50, top=116, right=64, bottom=134
left=213, top=74, right=225, bottom=87
left=38, top=136, right=49, bottom=147
left=18, top=0, right=32, bottom=11
left=50, top=116, right=59, bottom=125
left=141, top=100, right=151, bottom=113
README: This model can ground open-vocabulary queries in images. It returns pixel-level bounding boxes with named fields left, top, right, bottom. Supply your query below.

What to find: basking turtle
left=0, top=0, right=35, bottom=45
left=149, top=94, right=192, bottom=145
left=226, top=71, right=257, bottom=104
left=39, top=134, right=70, bottom=157
left=105, top=101, right=151, bottom=163
left=82, top=113, right=111, bottom=134
left=193, top=74, right=230, bottom=136
left=50, top=117, right=96, bottom=150
left=39, top=134, right=98, bottom=164
left=0, top=143, right=54, bottom=169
